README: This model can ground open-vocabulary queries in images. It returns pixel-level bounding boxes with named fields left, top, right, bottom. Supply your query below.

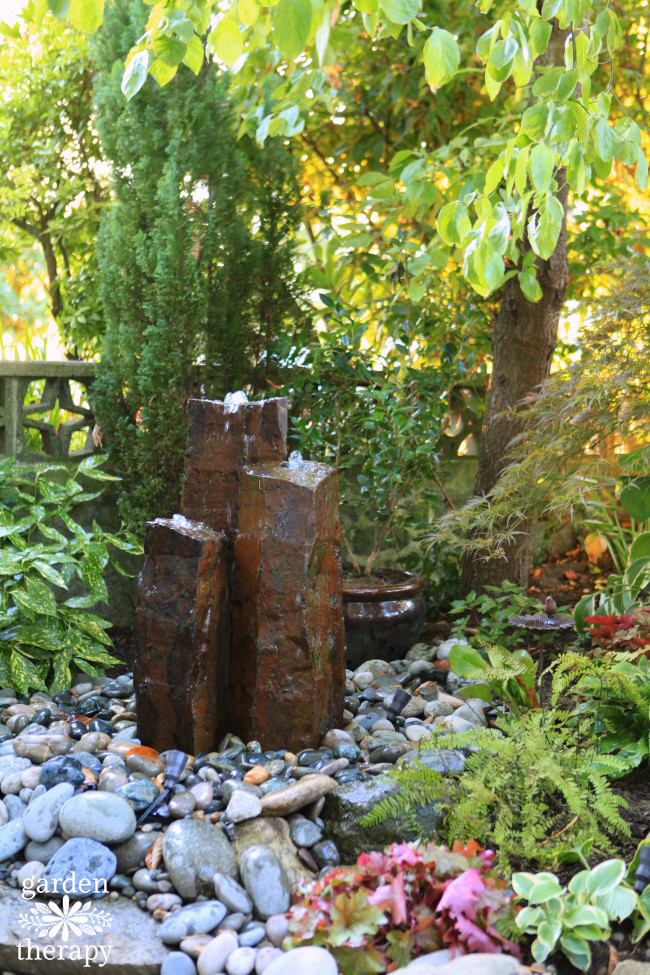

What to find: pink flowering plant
left=285, top=841, right=519, bottom=974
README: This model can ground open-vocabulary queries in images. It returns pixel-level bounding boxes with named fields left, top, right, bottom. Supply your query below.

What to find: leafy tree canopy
left=39, top=0, right=648, bottom=304
left=0, top=4, right=105, bottom=356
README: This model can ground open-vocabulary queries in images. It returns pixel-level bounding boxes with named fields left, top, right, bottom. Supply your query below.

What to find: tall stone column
left=181, top=396, right=288, bottom=534
left=134, top=515, right=230, bottom=754
left=230, top=461, right=346, bottom=749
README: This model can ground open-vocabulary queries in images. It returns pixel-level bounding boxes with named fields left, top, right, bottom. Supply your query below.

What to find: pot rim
left=342, top=567, right=425, bottom=602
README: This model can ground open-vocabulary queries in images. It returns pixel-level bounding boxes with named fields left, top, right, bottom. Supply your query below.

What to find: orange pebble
left=243, top=765, right=269, bottom=785
left=154, top=772, right=165, bottom=788
left=82, top=769, right=96, bottom=786
left=126, top=745, right=159, bottom=761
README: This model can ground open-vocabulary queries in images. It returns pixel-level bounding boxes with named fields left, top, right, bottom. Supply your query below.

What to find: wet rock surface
left=134, top=517, right=230, bottom=756
left=230, top=461, right=346, bottom=750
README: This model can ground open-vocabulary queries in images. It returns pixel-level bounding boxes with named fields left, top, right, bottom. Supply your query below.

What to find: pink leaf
left=436, top=869, right=485, bottom=921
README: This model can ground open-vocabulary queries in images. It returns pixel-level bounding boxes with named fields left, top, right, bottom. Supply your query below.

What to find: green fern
left=362, top=712, right=629, bottom=875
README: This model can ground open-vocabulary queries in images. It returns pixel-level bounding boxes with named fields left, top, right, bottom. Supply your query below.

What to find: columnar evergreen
left=92, top=0, right=305, bottom=531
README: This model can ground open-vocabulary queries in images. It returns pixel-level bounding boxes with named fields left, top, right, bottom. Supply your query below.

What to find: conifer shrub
left=91, top=0, right=306, bottom=531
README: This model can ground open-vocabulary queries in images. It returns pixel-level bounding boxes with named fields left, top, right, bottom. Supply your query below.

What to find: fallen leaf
left=145, top=835, right=163, bottom=870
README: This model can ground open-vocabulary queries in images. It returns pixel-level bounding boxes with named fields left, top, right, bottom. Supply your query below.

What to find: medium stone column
left=181, top=396, right=288, bottom=533
left=134, top=515, right=230, bottom=754
left=230, top=461, right=346, bottom=749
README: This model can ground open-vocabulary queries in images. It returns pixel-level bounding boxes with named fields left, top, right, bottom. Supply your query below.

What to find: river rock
left=322, top=777, right=443, bottom=861
left=22, top=781, right=74, bottom=842
left=213, top=872, right=253, bottom=914
left=259, top=774, right=336, bottom=816
left=226, top=790, right=262, bottom=823
left=114, top=830, right=157, bottom=873
left=42, top=837, right=117, bottom=896
left=59, top=791, right=137, bottom=844
left=398, top=748, right=466, bottom=776
left=263, top=946, right=338, bottom=975
left=159, top=900, right=228, bottom=945
left=0, top=818, right=26, bottom=862
left=0, top=756, right=31, bottom=785
left=196, top=931, right=239, bottom=975
left=233, top=816, right=313, bottom=889
left=24, top=835, right=65, bottom=864
left=162, top=952, right=198, bottom=975
left=239, top=845, right=291, bottom=919
left=163, top=819, right=238, bottom=899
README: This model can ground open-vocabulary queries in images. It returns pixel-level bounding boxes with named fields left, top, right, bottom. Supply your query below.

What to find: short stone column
left=230, top=461, right=346, bottom=749
left=181, top=396, right=288, bottom=533
left=134, top=515, right=230, bottom=754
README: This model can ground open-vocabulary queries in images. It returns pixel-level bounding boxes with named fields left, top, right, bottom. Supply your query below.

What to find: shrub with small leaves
left=513, top=859, right=637, bottom=971
left=286, top=840, right=519, bottom=974
left=0, top=456, right=141, bottom=693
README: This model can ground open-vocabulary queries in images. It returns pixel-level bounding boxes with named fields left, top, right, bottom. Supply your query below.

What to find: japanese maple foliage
left=286, top=841, right=519, bottom=974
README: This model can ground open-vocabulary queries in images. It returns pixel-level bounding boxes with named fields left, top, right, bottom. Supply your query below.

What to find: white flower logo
left=18, top=896, right=112, bottom=941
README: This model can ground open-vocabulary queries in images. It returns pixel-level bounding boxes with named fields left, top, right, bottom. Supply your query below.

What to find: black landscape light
left=635, top=844, right=650, bottom=893
left=387, top=688, right=412, bottom=719
left=136, top=750, right=189, bottom=827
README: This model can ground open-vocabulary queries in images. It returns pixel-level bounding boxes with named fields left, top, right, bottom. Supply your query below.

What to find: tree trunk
left=461, top=180, right=569, bottom=595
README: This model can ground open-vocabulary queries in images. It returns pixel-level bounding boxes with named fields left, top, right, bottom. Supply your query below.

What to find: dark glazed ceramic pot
left=343, top=569, right=426, bottom=669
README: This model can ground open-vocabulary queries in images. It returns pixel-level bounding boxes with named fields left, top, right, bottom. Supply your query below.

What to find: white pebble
left=197, top=931, right=239, bottom=975
left=263, top=946, right=338, bottom=975
left=226, top=947, right=257, bottom=975
left=256, top=947, right=283, bottom=974
left=265, top=915, right=288, bottom=947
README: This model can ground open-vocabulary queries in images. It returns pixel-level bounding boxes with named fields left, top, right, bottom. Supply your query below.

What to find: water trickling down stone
left=134, top=517, right=230, bottom=754
left=230, top=461, right=345, bottom=750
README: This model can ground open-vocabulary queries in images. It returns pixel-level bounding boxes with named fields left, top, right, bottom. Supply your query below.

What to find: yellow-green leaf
left=68, top=0, right=104, bottom=33
left=209, top=19, right=245, bottom=67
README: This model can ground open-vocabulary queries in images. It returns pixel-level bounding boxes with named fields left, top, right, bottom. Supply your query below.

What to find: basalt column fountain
left=134, top=393, right=345, bottom=754
left=134, top=515, right=230, bottom=754
left=230, top=457, right=346, bottom=750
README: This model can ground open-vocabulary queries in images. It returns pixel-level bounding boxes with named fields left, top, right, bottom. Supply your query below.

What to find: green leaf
left=595, top=118, right=616, bottom=163
left=620, top=477, right=650, bottom=521
left=273, top=0, right=312, bottom=60
left=593, top=886, right=637, bottom=921
left=519, top=268, right=543, bottom=302
left=423, top=28, right=460, bottom=89
left=12, top=577, right=58, bottom=618
left=528, top=876, right=565, bottom=904
left=379, top=0, right=419, bottom=24
left=449, top=642, right=486, bottom=677
left=209, top=19, right=245, bottom=67
left=47, top=0, right=70, bottom=15
left=437, top=201, right=470, bottom=245
left=182, top=34, right=204, bottom=74
left=521, top=103, right=549, bottom=140
left=530, top=17, right=552, bottom=55
left=68, top=0, right=104, bottom=32
left=33, top=561, right=67, bottom=589
left=530, top=143, right=555, bottom=193
left=487, top=37, right=517, bottom=83
left=584, top=859, right=626, bottom=896
left=10, top=650, right=47, bottom=694
left=567, top=143, right=590, bottom=195
left=122, top=50, right=149, bottom=100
